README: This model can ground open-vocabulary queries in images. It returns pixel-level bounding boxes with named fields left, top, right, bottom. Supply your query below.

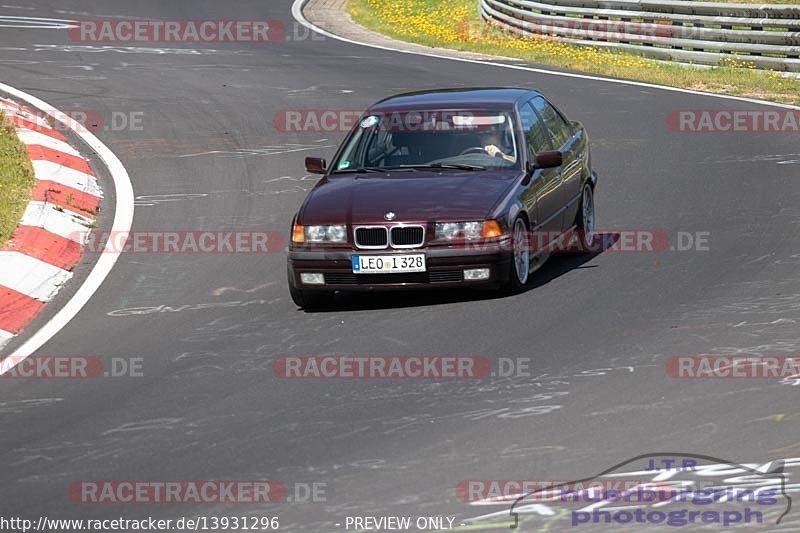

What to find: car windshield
left=331, top=110, right=520, bottom=173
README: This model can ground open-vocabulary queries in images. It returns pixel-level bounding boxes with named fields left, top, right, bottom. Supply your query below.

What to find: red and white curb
left=0, top=97, right=103, bottom=351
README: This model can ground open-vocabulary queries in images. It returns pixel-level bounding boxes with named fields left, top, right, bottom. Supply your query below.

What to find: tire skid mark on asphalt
left=0, top=398, right=64, bottom=415
left=261, top=174, right=319, bottom=183
left=101, top=418, right=184, bottom=436
left=133, top=192, right=208, bottom=207
left=134, top=185, right=314, bottom=208
left=106, top=299, right=277, bottom=317
left=0, top=16, right=74, bottom=29
left=176, top=143, right=335, bottom=158
left=16, top=44, right=256, bottom=56
left=53, top=9, right=147, bottom=20
left=211, top=282, right=276, bottom=296
left=113, top=137, right=330, bottom=160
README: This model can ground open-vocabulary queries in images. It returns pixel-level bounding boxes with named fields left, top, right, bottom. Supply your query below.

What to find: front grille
left=354, top=227, right=388, bottom=248
left=390, top=226, right=425, bottom=248
left=428, top=270, right=463, bottom=282
left=325, top=270, right=462, bottom=285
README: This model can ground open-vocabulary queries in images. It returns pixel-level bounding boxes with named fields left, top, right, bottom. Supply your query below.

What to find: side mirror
left=305, top=157, right=327, bottom=174
left=533, top=150, right=563, bottom=169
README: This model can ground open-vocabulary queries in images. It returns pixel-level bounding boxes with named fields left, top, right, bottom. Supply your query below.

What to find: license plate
left=352, top=254, right=426, bottom=274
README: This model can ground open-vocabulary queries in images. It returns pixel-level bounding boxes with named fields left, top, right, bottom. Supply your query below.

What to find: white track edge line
left=291, top=0, right=800, bottom=112
left=0, top=82, right=135, bottom=374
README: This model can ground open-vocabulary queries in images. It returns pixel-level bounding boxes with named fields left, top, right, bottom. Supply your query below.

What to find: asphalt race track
left=1, top=1, right=799, bottom=531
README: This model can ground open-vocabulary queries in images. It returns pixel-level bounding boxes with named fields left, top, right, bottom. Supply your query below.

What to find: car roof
left=367, top=87, right=539, bottom=112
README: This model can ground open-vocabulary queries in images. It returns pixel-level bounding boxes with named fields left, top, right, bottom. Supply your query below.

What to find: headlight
left=305, top=225, right=347, bottom=243
left=435, top=221, right=483, bottom=240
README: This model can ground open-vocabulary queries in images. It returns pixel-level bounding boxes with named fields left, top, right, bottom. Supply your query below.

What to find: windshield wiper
left=394, top=163, right=487, bottom=171
left=332, top=167, right=386, bottom=174
left=333, top=166, right=416, bottom=174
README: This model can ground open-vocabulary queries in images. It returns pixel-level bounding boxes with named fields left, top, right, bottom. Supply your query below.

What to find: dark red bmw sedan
left=287, top=88, right=598, bottom=308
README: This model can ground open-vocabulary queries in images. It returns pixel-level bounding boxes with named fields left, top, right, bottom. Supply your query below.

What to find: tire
left=502, top=217, right=531, bottom=294
left=288, top=268, right=334, bottom=309
left=574, top=184, right=596, bottom=253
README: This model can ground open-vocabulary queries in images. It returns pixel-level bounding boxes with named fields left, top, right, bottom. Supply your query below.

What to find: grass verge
left=348, top=0, right=800, bottom=105
left=0, top=112, right=35, bottom=245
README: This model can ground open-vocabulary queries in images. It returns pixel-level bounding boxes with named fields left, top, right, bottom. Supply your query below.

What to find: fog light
left=464, top=268, right=490, bottom=281
left=300, top=273, right=325, bottom=285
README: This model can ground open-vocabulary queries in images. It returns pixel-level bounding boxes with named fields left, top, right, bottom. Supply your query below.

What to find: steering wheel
left=459, top=146, right=487, bottom=156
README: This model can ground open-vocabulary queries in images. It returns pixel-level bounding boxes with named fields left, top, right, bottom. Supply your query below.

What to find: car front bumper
left=288, top=237, right=514, bottom=292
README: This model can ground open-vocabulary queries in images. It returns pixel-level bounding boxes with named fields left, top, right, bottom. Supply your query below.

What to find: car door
left=519, top=101, right=562, bottom=242
left=530, top=96, right=581, bottom=231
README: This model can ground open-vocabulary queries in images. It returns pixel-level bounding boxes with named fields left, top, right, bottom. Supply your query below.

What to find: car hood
left=299, top=171, right=519, bottom=224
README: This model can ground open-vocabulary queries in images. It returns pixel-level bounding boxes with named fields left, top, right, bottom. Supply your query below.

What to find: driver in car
left=479, top=125, right=516, bottom=163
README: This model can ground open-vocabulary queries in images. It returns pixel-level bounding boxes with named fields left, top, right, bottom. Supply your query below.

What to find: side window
left=531, top=96, right=572, bottom=148
left=519, top=103, right=550, bottom=157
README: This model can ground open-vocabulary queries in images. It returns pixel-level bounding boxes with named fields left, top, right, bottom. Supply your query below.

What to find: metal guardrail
left=479, top=0, right=800, bottom=71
